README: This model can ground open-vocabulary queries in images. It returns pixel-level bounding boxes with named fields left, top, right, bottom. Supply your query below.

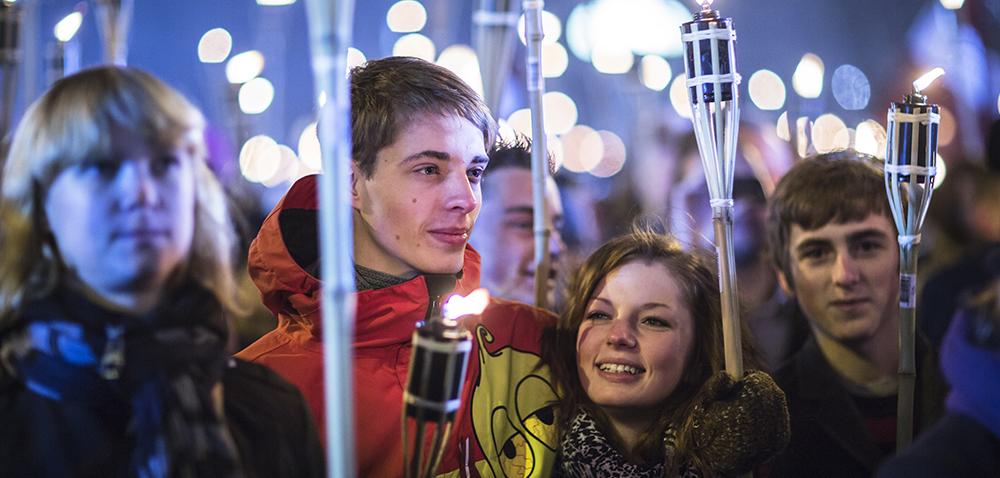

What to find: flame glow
left=913, top=68, right=945, bottom=94
left=443, top=289, right=490, bottom=321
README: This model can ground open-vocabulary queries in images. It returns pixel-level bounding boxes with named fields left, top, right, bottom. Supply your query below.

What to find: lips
left=427, top=227, right=470, bottom=246
left=595, top=360, right=646, bottom=375
left=829, top=298, right=870, bottom=309
left=113, top=228, right=168, bottom=240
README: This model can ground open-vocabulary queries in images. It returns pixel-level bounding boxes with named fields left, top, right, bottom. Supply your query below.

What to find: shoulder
left=224, top=358, right=309, bottom=404
left=472, top=298, right=555, bottom=351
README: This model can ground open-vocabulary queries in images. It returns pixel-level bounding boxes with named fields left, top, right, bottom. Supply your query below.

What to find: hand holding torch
left=680, top=0, right=744, bottom=379
left=884, top=67, right=943, bottom=450
left=402, top=289, right=489, bottom=478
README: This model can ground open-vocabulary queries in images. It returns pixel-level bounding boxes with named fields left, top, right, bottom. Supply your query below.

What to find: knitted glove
left=690, top=370, right=790, bottom=476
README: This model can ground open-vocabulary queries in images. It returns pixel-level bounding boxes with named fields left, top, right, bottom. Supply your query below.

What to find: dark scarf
left=0, top=285, right=243, bottom=478
left=556, top=409, right=700, bottom=478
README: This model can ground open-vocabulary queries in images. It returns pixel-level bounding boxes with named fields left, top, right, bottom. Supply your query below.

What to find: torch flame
left=912, top=68, right=945, bottom=94
left=442, top=288, right=490, bottom=321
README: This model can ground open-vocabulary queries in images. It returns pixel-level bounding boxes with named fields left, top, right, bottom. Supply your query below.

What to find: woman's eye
left=152, top=155, right=179, bottom=175
left=585, top=311, right=610, bottom=321
left=82, top=160, right=119, bottom=179
left=642, top=317, right=671, bottom=328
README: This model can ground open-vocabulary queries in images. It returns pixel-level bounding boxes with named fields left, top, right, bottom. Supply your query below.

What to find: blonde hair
left=0, top=66, right=240, bottom=323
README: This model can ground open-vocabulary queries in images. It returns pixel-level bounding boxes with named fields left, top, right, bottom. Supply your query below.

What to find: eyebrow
left=592, top=297, right=673, bottom=311
left=401, top=151, right=490, bottom=167
left=847, top=228, right=891, bottom=243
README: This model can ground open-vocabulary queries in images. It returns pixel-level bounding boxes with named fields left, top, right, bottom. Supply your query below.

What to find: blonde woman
left=0, top=67, right=322, bottom=477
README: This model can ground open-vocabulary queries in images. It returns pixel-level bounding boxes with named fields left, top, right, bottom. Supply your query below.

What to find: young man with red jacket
left=237, top=57, right=558, bottom=477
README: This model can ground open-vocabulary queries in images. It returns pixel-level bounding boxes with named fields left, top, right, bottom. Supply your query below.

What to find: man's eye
left=855, top=240, right=884, bottom=255
left=800, top=248, right=828, bottom=261
left=467, top=167, right=485, bottom=183
left=417, top=165, right=439, bottom=175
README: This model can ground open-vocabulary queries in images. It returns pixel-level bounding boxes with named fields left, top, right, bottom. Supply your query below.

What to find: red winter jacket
left=237, top=175, right=558, bottom=477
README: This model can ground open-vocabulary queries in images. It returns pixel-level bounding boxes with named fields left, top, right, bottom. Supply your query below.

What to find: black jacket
left=768, top=335, right=946, bottom=477
left=877, top=413, right=1000, bottom=478
left=0, top=288, right=324, bottom=478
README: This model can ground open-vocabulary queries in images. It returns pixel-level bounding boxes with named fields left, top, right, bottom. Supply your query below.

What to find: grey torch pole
left=303, top=0, right=357, bottom=476
left=523, top=0, right=552, bottom=311
left=94, top=0, right=132, bottom=66
left=884, top=69, right=943, bottom=451
left=680, top=0, right=744, bottom=380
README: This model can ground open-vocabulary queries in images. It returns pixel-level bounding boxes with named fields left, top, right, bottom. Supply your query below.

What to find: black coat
left=768, top=335, right=946, bottom=477
left=0, top=287, right=324, bottom=478
left=877, top=413, right=1000, bottom=478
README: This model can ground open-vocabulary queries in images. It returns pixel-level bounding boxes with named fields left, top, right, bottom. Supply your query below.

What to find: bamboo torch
left=473, top=0, right=518, bottom=118
left=302, top=0, right=357, bottom=475
left=523, top=0, right=552, bottom=311
left=0, top=0, right=20, bottom=141
left=93, top=0, right=131, bottom=65
left=680, top=0, right=744, bottom=379
left=884, top=67, right=943, bottom=451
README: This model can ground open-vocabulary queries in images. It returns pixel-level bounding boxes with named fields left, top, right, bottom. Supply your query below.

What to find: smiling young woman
left=544, top=227, right=790, bottom=477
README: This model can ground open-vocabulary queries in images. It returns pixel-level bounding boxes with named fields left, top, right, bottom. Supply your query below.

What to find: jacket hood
left=247, top=174, right=481, bottom=332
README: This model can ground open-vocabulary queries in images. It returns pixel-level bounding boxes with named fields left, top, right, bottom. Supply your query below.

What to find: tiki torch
left=402, top=289, right=488, bottom=478
left=680, top=0, right=744, bottom=379
left=884, top=67, right=943, bottom=450
left=0, top=0, right=19, bottom=141
left=303, top=0, right=357, bottom=475
left=93, top=0, right=131, bottom=65
left=523, top=0, right=553, bottom=311
left=473, top=0, right=518, bottom=117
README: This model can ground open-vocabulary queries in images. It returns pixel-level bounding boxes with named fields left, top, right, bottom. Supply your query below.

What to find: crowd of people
left=0, top=56, right=997, bottom=477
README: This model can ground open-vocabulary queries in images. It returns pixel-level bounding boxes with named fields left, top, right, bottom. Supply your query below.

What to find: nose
left=446, top=171, right=478, bottom=214
left=548, top=226, right=564, bottom=260
left=606, top=320, right=637, bottom=348
left=832, top=252, right=861, bottom=287
left=117, top=161, right=159, bottom=209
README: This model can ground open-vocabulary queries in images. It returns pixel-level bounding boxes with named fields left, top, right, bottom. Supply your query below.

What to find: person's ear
left=350, top=162, right=361, bottom=209
left=776, top=267, right=794, bottom=298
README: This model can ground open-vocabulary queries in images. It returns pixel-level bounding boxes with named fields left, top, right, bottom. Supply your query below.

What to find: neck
left=813, top=315, right=899, bottom=395
left=601, top=406, right=660, bottom=454
left=68, top=278, right=162, bottom=317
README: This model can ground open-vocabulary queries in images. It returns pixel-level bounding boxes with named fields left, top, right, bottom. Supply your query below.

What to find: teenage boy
left=764, top=152, right=945, bottom=476
left=238, top=57, right=557, bottom=477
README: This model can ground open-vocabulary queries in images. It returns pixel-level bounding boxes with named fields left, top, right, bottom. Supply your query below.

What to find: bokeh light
left=261, top=145, right=299, bottom=187
left=669, top=75, right=692, bottom=119
left=547, top=134, right=564, bottom=172
left=517, top=10, right=562, bottom=46
left=543, top=91, right=579, bottom=135
left=939, top=0, right=965, bottom=10
left=566, top=0, right=688, bottom=62
left=506, top=109, right=532, bottom=138
left=226, top=50, right=265, bottom=84
left=831, top=64, right=870, bottom=110
left=393, top=33, right=436, bottom=62
left=437, top=45, right=484, bottom=97
left=792, top=53, right=824, bottom=99
left=776, top=111, right=790, bottom=141
left=561, top=125, right=602, bottom=173
left=934, top=154, right=947, bottom=189
left=386, top=0, right=427, bottom=33
left=346, top=47, right=367, bottom=70
left=238, top=77, right=275, bottom=114
left=640, top=55, right=672, bottom=91
left=541, top=42, right=569, bottom=78
left=297, top=122, right=322, bottom=171
left=256, top=0, right=296, bottom=5
left=592, top=45, right=634, bottom=74
left=589, top=130, right=627, bottom=177
left=855, top=119, right=887, bottom=159
left=497, top=119, right=517, bottom=143
left=811, top=113, right=849, bottom=153
left=938, top=107, right=956, bottom=147
left=240, top=135, right=281, bottom=183
left=198, top=28, right=232, bottom=63
left=748, top=69, right=786, bottom=110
